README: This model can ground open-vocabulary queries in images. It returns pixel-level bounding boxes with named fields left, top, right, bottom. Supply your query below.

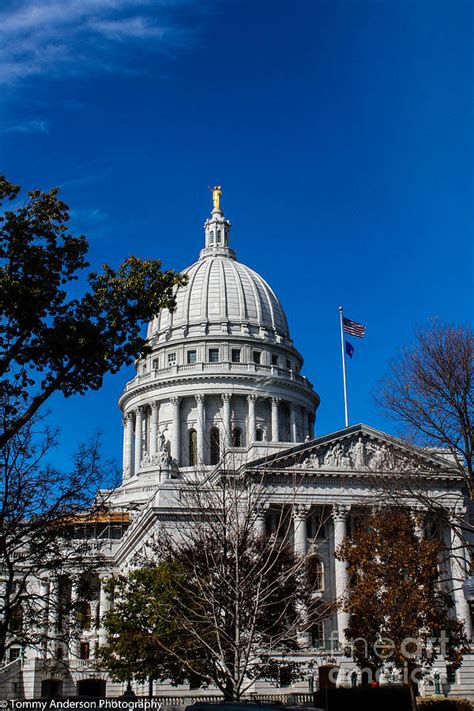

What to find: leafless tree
left=376, top=320, right=473, bottom=497
left=106, top=453, right=335, bottom=700
left=0, top=413, right=116, bottom=663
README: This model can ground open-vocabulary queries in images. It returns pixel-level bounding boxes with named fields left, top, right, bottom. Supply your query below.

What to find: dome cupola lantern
left=201, top=186, right=235, bottom=260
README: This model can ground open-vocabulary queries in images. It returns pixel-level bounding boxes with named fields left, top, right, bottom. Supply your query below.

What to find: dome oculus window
left=208, top=349, right=219, bottom=363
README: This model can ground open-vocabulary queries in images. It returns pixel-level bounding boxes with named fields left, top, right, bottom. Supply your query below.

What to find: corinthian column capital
left=332, top=504, right=350, bottom=522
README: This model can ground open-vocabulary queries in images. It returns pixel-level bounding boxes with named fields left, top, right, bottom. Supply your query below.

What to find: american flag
left=343, top=316, right=366, bottom=338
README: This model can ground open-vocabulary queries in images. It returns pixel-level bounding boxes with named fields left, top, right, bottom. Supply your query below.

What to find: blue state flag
left=345, top=340, right=354, bottom=359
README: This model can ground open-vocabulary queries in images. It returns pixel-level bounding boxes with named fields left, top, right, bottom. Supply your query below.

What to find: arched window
left=256, top=428, right=263, bottom=442
left=210, top=428, right=220, bottom=465
left=216, top=230, right=222, bottom=244
left=189, top=429, right=197, bottom=466
left=307, top=556, right=324, bottom=591
left=210, top=231, right=215, bottom=244
left=232, top=427, right=242, bottom=447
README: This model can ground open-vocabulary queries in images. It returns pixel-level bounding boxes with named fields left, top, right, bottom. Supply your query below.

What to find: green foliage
left=0, top=174, right=187, bottom=446
left=98, top=558, right=206, bottom=685
left=336, top=507, right=469, bottom=673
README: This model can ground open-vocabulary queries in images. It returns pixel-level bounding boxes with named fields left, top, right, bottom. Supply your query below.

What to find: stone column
left=47, top=577, right=59, bottom=655
left=293, top=505, right=309, bottom=556
left=170, top=397, right=180, bottom=465
left=70, top=580, right=81, bottom=659
left=412, top=509, right=425, bottom=539
left=449, top=514, right=472, bottom=640
left=254, top=506, right=267, bottom=538
left=39, top=578, right=49, bottom=658
left=134, top=406, right=144, bottom=474
left=294, top=506, right=310, bottom=647
left=271, top=397, right=280, bottom=442
left=333, top=505, right=350, bottom=647
left=290, top=403, right=298, bottom=443
left=221, top=394, right=232, bottom=451
left=98, top=577, right=110, bottom=646
left=247, top=394, right=257, bottom=445
left=195, top=394, right=205, bottom=464
left=123, top=412, right=134, bottom=478
left=150, top=402, right=159, bottom=456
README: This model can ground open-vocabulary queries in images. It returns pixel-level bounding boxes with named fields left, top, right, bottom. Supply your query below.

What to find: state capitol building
left=3, top=192, right=473, bottom=701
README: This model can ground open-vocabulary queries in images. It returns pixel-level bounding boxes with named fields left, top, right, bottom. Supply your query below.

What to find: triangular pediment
left=245, top=423, right=460, bottom=478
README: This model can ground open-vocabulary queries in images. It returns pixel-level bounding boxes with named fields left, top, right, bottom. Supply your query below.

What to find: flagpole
left=339, top=305, right=349, bottom=427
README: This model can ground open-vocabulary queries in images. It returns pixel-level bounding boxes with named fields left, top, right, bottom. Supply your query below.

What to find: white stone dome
left=148, top=204, right=291, bottom=345
left=150, top=255, right=289, bottom=339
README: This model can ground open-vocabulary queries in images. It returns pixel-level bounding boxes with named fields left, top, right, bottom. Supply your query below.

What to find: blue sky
left=1, top=0, right=473, bottom=476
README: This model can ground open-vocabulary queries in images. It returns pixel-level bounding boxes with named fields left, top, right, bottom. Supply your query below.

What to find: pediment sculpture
left=294, top=435, right=435, bottom=474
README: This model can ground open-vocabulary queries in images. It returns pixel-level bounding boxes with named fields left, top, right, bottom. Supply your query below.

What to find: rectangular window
left=231, top=349, right=241, bottom=363
left=152, top=358, right=159, bottom=370
left=208, top=349, right=219, bottom=363
left=253, top=351, right=261, bottom=365
left=189, top=671, right=203, bottom=690
left=271, top=354, right=278, bottom=366
left=311, top=622, right=325, bottom=648
left=279, top=666, right=292, bottom=688
left=286, top=359, right=291, bottom=369
left=9, top=648, right=20, bottom=662
left=187, top=350, right=197, bottom=364
left=167, top=352, right=176, bottom=366
left=446, top=665, right=456, bottom=684
left=80, top=642, right=90, bottom=660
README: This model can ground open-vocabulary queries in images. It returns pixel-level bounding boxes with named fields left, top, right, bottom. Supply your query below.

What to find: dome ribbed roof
left=150, top=254, right=290, bottom=338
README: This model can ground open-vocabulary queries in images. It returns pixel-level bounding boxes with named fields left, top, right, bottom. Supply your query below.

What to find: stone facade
left=4, top=198, right=474, bottom=701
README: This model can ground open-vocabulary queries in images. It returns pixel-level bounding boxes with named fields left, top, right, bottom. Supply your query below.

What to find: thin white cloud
left=2, top=119, right=50, bottom=134
left=0, top=0, right=203, bottom=85
left=71, top=207, right=108, bottom=223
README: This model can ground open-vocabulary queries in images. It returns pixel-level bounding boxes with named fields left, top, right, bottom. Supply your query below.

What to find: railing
left=146, top=693, right=315, bottom=705
left=124, top=362, right=313, bottom=392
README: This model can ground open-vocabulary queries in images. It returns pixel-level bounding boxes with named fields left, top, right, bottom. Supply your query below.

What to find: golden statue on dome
left=209, top=185, right=222, bottom=211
